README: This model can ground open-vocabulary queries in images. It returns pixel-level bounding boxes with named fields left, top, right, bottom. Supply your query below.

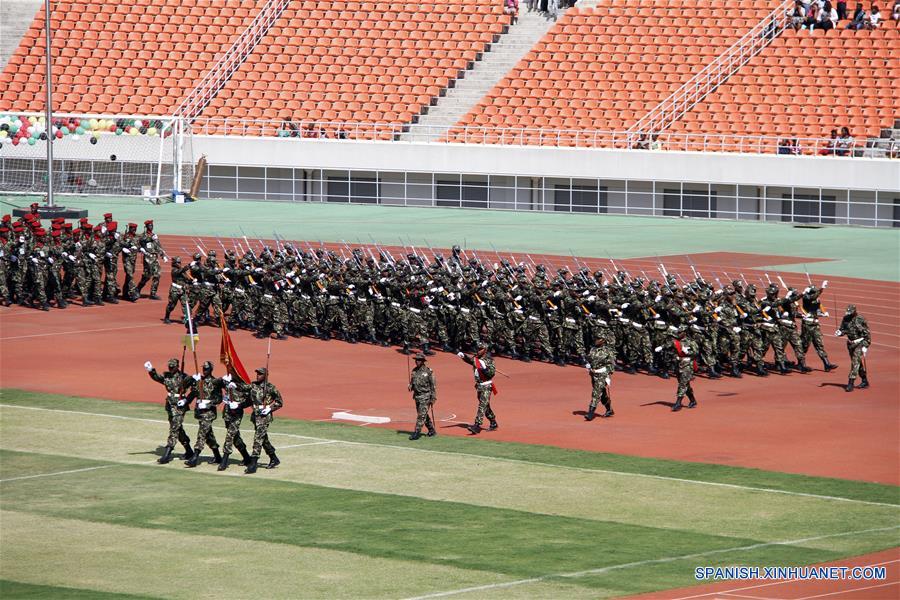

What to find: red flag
left=219, top=311, right=250, bottom=384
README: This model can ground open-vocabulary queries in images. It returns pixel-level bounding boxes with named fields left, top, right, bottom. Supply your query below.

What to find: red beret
left=1, top=215, right=10, bottom=222
left=93, top=225, right=102, bottom=232
left=51, top=223, right=62, bottom=230
left=81, top=222, right=92, bottom=229
left=144, top=219, right=153, bottom=225
left=0, top=227, right=9, bottom=233
left=12, top=225, right=24, bottom=232
left=51, top=230, right=61, bottom=237
left=79, top=217, right=89, bottom=223
left=51, top=217, right=65, bottom=224
left=63, top=223, right=73, bottom=229
left=127, top=222, right=137, bottom=229
left=107, top=221, right=117, bottom=232
left=103, top=213, right=113, bottom=218
left=30, top=202, right=39, bottom=208
left=34, top=228, right=46, bottom=235
left=23, top=213, right=35, bottom=221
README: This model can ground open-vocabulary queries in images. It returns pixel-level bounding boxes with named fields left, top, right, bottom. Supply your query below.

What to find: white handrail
left=628, top=0, right=794, bottom=139
left=174, top=0, right=291, bottom=121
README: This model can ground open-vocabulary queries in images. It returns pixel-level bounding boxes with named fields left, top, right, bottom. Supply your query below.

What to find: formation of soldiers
left=0, top=204, right=166, bottom=309
left=170, top=241, right=847, bottom=384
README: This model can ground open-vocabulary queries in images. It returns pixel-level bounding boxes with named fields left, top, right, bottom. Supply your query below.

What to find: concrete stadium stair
left=0, top=0, right=40, bottom=68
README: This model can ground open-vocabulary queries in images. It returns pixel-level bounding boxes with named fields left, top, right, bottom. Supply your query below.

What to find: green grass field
left=1, top=390, right=898, bottom=599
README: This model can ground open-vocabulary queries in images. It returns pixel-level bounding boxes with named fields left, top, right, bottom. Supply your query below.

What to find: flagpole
left=44, top=0, right=55, bottom=208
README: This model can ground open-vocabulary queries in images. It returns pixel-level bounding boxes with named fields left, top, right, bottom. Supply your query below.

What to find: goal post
left=0, top=112, right=184, bottom=201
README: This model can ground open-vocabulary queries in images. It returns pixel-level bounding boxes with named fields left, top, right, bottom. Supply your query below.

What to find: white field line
left=331, top=411, right=391, bottom=424
left=0, top=464, right=119, bottom=483
left=278, top=440, right=341, bottom=449
left=670, top=558, right=900, bottom=600
left=1, top=404, right=899, bottom=509
left=0, top=323, right=161, bottom=340
left=400, top=526, right=900, bottom=600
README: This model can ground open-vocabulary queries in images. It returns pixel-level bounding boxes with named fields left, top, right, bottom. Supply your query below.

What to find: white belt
left=264, top=294, right=273, bottom=299
left=760, top=322, right=775, bottom=329
left=391, top=302, right=400, bottom=308
left=329, top=295, right=338, bottom=300
left=301, top=294, right=310, bottom=299
left=619, top=318, right=630, bottom=324
left=680, top=357, right=693, bottom=363
left=460, top=307, right=470, bottom=314
left=514, top=309, right=523, bottom=314
left=358, top=298, right=367, bottom=303
left=409, top=307, right=421, bottom=314
left=171, top=283, right=182, bottom=289
left=632, top=322, right=643, bottom=329
left=802, top=317, right=817, bottom=323
left=595, top=319, right=607, bottom=326
left=427, top=304, right=437, bottom=310
left=566, top=318, right=576, bottom=324
left=591, top=369, right=607, bottom=374
left=691, top=324, right=703, bottom=332
left=779, top=319, right=794, bottom=326
left=204, top=282, right=213, bottom=286
left=654, top=320, right=666, bottom=326
left=477, top=380, right=493, bottom=387
left=528, top=315, right=540, bottom=321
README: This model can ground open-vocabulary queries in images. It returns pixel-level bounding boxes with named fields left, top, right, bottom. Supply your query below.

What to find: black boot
left=181, top=444, right=195, bottom=462
left=601, top=407, right=614, bottom=418
left=244, top=457, right=258, bottom=474
left=797, top=359, right=811, bottom=373
left=647, top=363, right=658, bottom=375
left=585, top=406, right=596, bottom=421
left=185, top=451, right=201, bottom=468
left=731, top=364, right=742, bottom=378
left=488, top=420, right=498, bottom=431
left=422, top=343, right=435, bottom=356
left=845, top=379, right=854, bottom=392
left=149, top=293, right=160, bottom=300
left=756, top=364, right=769, bottom=377
left=409, top=428, right=422, bottom=440
left=211, top=448, right=222, bottom=464
left=672, top=396, right=684, bottom=412
left=858, top=375, right=869, bottom=389
left=158, top=446, right=174, bottom=464
left=266, top=454, right=280, bottom=469
left=237, top=444, right=252, bottom=466
left=707, top=366, right=721, bottom=379
left=217, top=452, right=230, bottom=471
left=163, top=316, right=172, bottom=324
left=777, top=361, right=789, bottom=375
left=41, top=302, right=50, bottom=311
left=660, top=368, right=670, bottom=379
left=625, top=364, right=636, bottom=374
left=554, top=354, right=565, bottom=367
left=108, top=297, right=119, bottom=304
left=687, top=390, right=697, bottom=409
left=520, top=351, right=531, bottom=362
left=426, top=426, right=437, bottom=437
left=823, top=359, right=838, bottom=371
left=467, top=424, right=481, bottom=435
left=58, top=299, right=67, bottom=309
left=401, top=343, right=411, bottom=355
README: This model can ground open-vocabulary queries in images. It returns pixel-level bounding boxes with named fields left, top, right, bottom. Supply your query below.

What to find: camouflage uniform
left=585, top=341, right=615, bottom=419
left=461, top=350, right=497, bottom=432
left=408, top=358, right=437, bottom=438
left=800, top=287, right=835, bottom=369
left=672, top=335, right=698, bottom=411
left=147, top=360, right=194, bottom=462
left=247, top=378, right=284, bottom=459
left=136, top=226, right=163, bottom=298
left=837, top=308, right=870, bottom=387
left=189, top=372, right=225, bottom=460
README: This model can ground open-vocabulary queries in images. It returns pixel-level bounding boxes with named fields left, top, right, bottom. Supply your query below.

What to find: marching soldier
left=584, top=334, right=615, bottom=420
left=244, top=367, right=284, bottom=474
left=145, top=358, right=195, bottom=464
left=835, top=304, right=870, bottom=392
left=671, top=328, right=698, bottom=412
left=218, top=375, right=253, bottom=471
left=408, top=352, right=437, bottom=440
left=800, top=282, right=838, bottom=371
left=458, top=342, right=498, bottom=435
left=137, top=220, right=163, bottom=299
left=185, top=361, right=225, bottom=467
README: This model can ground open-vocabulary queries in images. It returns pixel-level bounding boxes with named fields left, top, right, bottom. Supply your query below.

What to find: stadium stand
left=197, top=0, right=512, bottom=139
left=446, top=1, right=787, bottom=144
left=666, top=25, right=899, bottom=152
left=0, top=0, right=267, bottom=115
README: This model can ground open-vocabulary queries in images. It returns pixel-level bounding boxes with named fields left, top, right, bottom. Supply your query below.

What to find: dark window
left=781, top=194, right=835, bottom=224
left=553, top=185, right=608, bottom=213
left=436, top=180, right=488, bottom=208
left=663, top=189, right=717, bottom=218
left=893, top=198, right=900, bottom=228
left=328, top=176, right=378, bottom=204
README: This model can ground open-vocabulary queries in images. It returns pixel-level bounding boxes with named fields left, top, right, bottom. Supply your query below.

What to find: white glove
left=822, top=312, right=829, bottom=317
left=227, top=382, right=237, bottom=390
left=692, top=305, right=701, bottom=313
left=88, top=253, right=96, bottom=260
left=106, top=252, right=113, bottom=257
left=861, top=346, right=868, bottom=355
left=714, top=306, right=722, bottom=313
left=261, top=406, right=271, bottom=415
left=222, top=373, right=232, bottom=383
left=228, top=401, right=239, bottom=409
left=457, top=352, right=465, bottom=359
left=732, top=326, right=741, bottom=333
left=802, top=286, right=810, bottom=294
left=835, top=329, right=843, bottom=337
left=605, top=377, right=611, bottom=386
left=47, top=257, right=54, bottom=264
left=584, top=363, right=591, bottom=370
left=190, top=261, right=197, bottom=267
left=163, top=256, right=169, bottom=263
left=30, top=257, right=38, bottom=264
left=192, top=373, right=201, bottom=381
left=654, top=346, right=663, bottom=353
left=621, top=303, right=630, bottom=309
left=177, top=399, right=186, bottom=407
left=655, top=295, right=662, bottom=302
left=144, top=361, right=153, bottom=371
left=822, top=280, right=828, bottom=289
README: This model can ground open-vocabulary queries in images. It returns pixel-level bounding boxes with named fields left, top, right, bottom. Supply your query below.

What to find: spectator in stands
left=816, top=1, right=839, bottom=30
left=803, top=1, right=821, bottom=27
left=846, top=2, right=867, bottom=27
left=820, top=129, right=839, bottom=155
left=837, top=0, right=849, bottom=19
left=866, top=4, right=882, bottom=26
left=791, top=1, right=807, bottom=29
left=634, top=133, right=650, bottom=150
left=892, top=0, right=899, bottom=20
left=779, top=138, right=802, bottom=155
left=836, top=127, right=855, bottom=156
left=504, top=0, right=519, bottom=24
left=648, top=134, right=663, bottom=151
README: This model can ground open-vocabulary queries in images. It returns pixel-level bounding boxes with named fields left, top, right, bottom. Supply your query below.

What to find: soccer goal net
left=0, top=112, right=192, bottom=201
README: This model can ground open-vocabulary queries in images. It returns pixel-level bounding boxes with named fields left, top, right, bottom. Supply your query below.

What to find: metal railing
left=628, top=0, right=794, bottom=139
left=174, top=0, right=291, bottom=121
left=187, top=117, right=878, bottom=158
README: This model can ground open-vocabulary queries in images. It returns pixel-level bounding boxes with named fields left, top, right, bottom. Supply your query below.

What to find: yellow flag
left=182, top=334, right=200, bottom=349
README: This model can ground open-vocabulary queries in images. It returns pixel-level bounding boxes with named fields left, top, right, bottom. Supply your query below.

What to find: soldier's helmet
left=255, top=367, right=268, bottom=377
left=724, top=285, right=734, bottom=295
left=845, top=304, right=857, bottom=315
left=747, top=284, right=757, bottom=293
left=732, top=279, right=742, bottom=288
left=536, top=264, right=546, bottom=272
left=594, top=334, right=606, bottom=344
left=451, top=245, right=461, bottom=253
left=414, top=353, right=427, bottom=361
left=766, top=284, right=778, bottom=295
left=208, top=250, right=216, bottom=257
left=202, top=361, right=213, bottom=373
left=593, top=270, right=604, bottom=279
left=674, top=326, right=687, bottom=338
left=172, top=256, right=182, bottom=264
left=193, top=253, right=202, bottom=261
left=475, top=341, right=488, bottom=351
left=167, top=358, right=180, bottom=369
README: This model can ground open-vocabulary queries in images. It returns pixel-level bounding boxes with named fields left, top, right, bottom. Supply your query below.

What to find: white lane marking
left=0, top=464, right=119, bottom=483
left=0, top=323, right=160, bottom=340
left=331, top=411, right=391, bottom=424
left=672, top=559, right=900, bottom=600
left=794, top=581, right=899, bottom=600
left=1, top=404, right=898, bottom=509
left=400, top=526, right=900, bottom=600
